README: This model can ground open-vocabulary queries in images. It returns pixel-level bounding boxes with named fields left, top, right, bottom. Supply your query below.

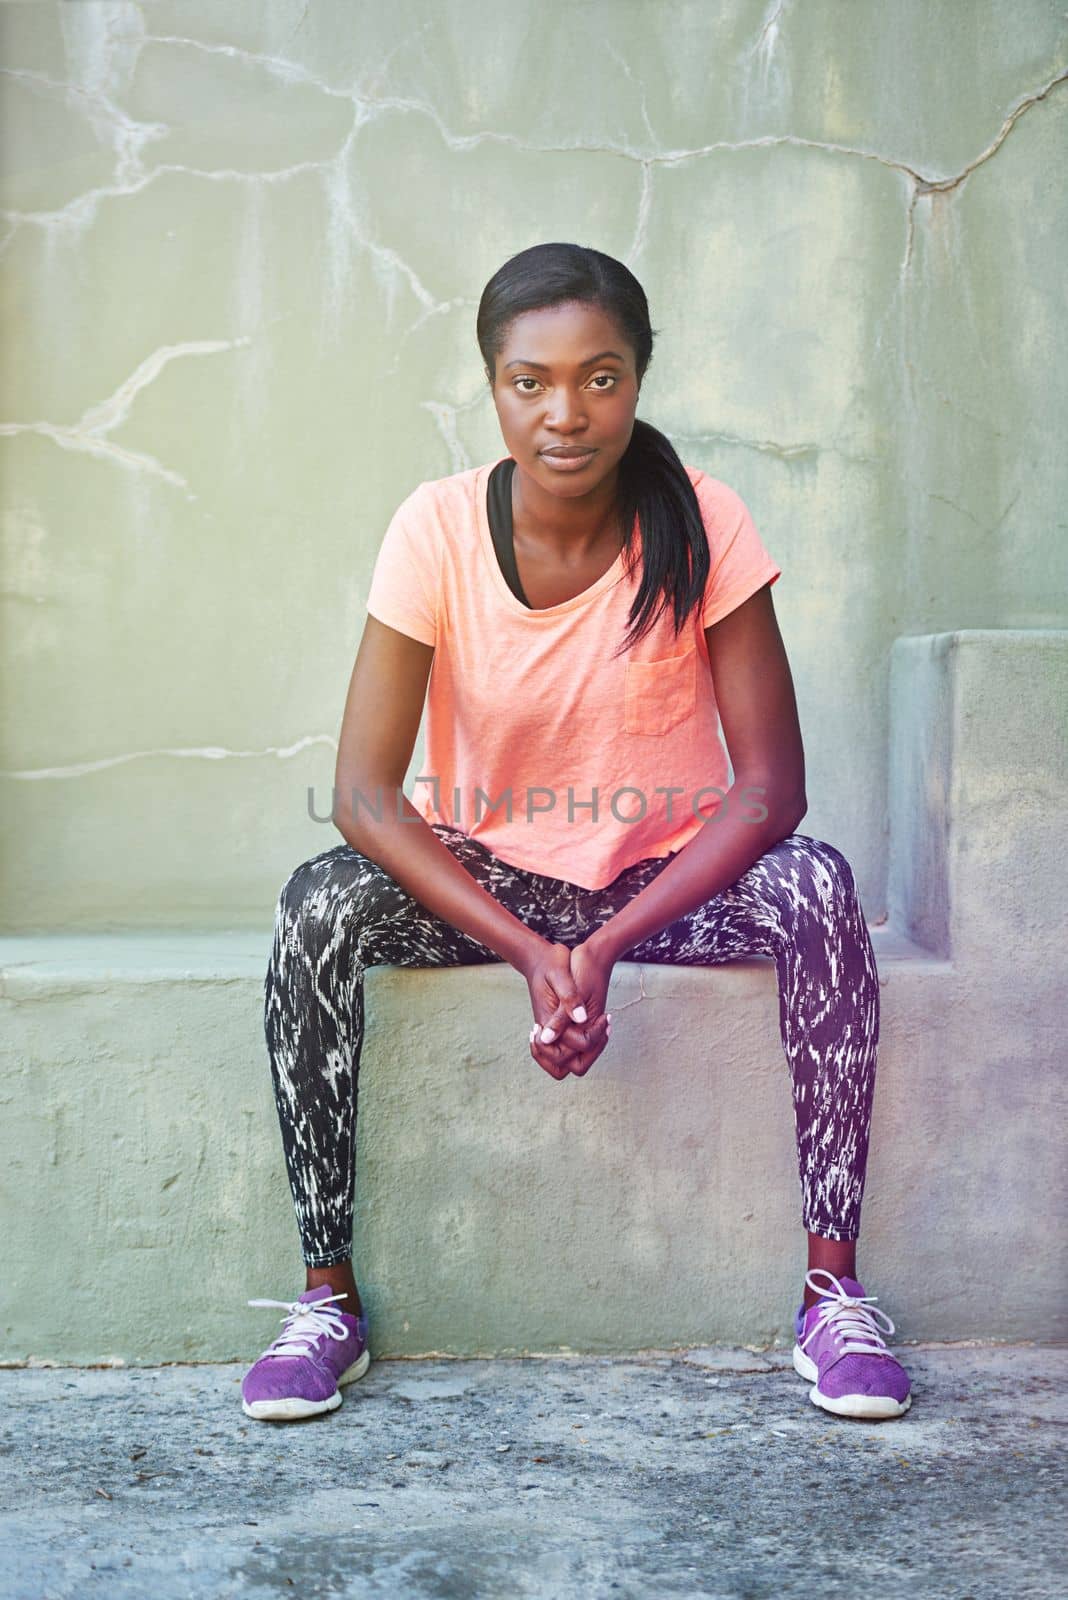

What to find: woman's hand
left=519, top=936, right=616, bottom=1080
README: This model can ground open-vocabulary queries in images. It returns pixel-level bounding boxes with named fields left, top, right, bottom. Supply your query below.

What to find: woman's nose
left=546, top=391, right=587, bottom=429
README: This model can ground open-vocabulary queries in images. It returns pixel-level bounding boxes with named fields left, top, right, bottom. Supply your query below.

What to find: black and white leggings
left=264, top=825, right=881, bottom=1266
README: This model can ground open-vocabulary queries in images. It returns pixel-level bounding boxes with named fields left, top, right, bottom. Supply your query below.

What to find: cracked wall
left=1, top=1, right=1066, bottom=930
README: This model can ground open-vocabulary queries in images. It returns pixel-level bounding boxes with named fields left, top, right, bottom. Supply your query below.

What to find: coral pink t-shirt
left=363, top=455, right=782, bottom=890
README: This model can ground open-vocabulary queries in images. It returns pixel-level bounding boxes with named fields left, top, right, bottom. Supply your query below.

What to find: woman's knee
left=274, top=856, right=316, bottom=925
left=273, top=844, right=362, bottom=931
left=781, top=834, right=860, bottom=906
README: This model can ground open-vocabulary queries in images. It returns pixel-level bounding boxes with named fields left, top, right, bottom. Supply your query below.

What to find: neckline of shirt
left=475, top=455, right=635, bottom=621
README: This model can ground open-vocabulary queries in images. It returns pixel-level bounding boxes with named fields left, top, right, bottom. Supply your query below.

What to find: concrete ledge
left=888, top=628, right=1068, bottom=965
left=0, top=922, right=938, bottom=988
left=6, top=925, right=1030, bottom=1364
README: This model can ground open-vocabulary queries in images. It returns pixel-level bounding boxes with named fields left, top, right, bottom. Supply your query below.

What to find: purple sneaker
left=792, top=1269, right=912, bottom=1420
left=241, top=1284, right=370, bottom=1421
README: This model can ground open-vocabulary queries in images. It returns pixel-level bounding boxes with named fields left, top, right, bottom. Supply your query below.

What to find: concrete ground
left=1, top=1344, right=1063, bottom=1600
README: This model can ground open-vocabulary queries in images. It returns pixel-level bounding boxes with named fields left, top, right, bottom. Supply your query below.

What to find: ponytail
left=612, top=416, right=709, bottom=660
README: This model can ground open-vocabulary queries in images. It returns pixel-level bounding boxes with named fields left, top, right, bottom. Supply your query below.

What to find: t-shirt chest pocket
left=624, top=644, right=697, bottom=736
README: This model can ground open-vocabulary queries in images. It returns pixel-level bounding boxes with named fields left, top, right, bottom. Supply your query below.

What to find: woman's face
left=490, top=300, right=640, bottom=495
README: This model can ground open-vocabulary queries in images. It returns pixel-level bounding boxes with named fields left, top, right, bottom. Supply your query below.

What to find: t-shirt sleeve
left=694, top=473, right=782, bottom=629
left=364, top=482, right=439, bottom=648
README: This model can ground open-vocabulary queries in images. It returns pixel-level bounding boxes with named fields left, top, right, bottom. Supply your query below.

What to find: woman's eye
left=512, top=373, right=617, bottom=394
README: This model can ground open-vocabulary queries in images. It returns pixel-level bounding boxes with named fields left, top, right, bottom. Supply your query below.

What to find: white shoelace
left=247, top=1293, right=352, bottom=1359
left=797, top=1268, right=897, bottom=1358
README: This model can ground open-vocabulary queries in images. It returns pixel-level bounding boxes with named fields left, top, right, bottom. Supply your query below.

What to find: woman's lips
left=539, top=449, right=596, bottom=472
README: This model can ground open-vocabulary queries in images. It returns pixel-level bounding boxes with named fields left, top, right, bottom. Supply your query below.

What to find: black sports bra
left=486, top=457, right=532, bottom=608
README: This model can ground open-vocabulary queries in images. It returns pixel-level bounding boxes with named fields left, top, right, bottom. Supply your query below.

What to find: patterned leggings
left=264, top=826, right=880, bottom=1266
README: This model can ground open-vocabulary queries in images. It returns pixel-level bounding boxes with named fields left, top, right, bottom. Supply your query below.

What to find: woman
left=242, top=243, right=911, bottom=1424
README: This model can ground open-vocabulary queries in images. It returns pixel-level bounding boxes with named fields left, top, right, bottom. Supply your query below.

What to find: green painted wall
left=2, top=2, right=1066, bottom=932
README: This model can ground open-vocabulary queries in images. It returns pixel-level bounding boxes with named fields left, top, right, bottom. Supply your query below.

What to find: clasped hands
left=520, top=935, right=616, bottom=1081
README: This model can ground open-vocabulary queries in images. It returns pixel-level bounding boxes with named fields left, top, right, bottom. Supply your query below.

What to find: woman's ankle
left=803, top=1230, right=858, bottom=1310
left=304, top=1262, right=362, bottom=1318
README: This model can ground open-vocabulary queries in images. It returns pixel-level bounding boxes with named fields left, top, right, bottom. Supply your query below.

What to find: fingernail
left=540, top=1027, right=557, bottom=1043
left=572, top=1005, right=587, bottom=1022
left=605, top=1013, right=613, bottom=1024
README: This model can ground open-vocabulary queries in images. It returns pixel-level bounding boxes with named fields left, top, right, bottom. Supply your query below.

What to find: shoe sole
left=792, top=1343, right=911, bottom=1420
left=242, top=1346, right=372, bottom=1421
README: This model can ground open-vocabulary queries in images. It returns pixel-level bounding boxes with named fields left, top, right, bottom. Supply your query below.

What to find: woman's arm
left=336, top=617, right=598, bottom=1076
left=333, top=615, right=547, bottom=973
left=584, top=583, right=807, bottom=965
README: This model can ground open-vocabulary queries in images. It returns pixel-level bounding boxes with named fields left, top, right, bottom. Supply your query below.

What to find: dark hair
left=476, top=242, right=709, bottom=659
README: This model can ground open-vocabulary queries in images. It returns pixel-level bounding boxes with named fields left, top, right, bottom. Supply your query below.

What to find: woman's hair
left=476, top=241, right=709, bottom=659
